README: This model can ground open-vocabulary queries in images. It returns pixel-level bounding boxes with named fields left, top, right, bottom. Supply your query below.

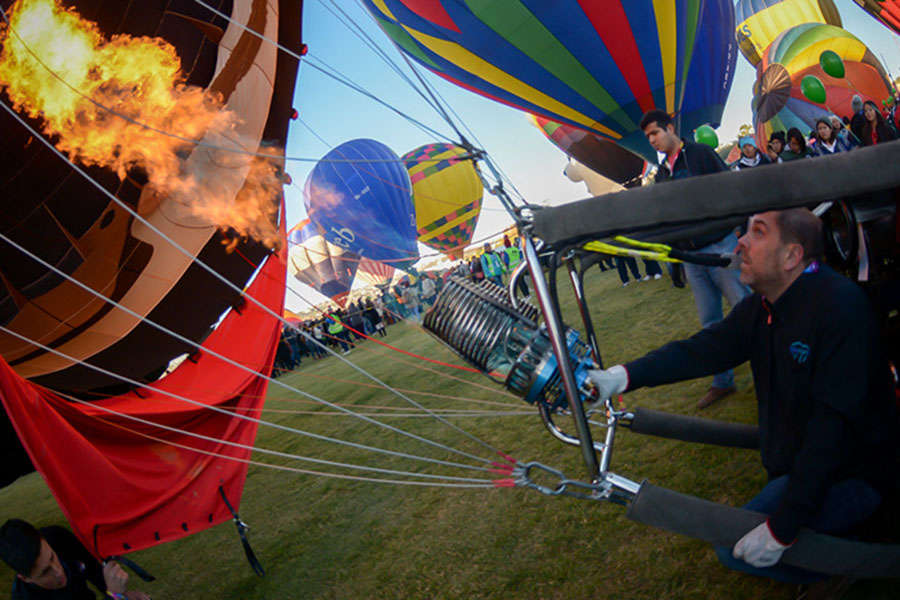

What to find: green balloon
left=819, top=50, right=845, bottom=79
left=694, top=124, right=718, bottom=149
left=801, top=75, right=827, bottom=104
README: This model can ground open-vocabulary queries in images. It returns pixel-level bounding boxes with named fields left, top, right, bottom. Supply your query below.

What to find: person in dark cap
left=849, top=95, right=866, bottom=143
left=0, top=519, right=150, bottom=599
left=765, top=131, right=786, bottom=163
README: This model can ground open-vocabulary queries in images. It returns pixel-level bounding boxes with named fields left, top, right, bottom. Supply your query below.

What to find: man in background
left=640, top=109, right=751, bottom=408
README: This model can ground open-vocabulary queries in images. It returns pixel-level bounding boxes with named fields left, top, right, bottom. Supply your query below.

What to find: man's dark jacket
left=624, top=266, right=899, bottom=543
left=12, top=527, right=105, bottom=599
left=654, top=140, right=733, bottom=249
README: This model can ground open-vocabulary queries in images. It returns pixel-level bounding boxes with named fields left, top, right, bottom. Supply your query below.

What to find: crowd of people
left=272, top=272, right=450, bottom=375
left=729, top=95, right=898, bottom=171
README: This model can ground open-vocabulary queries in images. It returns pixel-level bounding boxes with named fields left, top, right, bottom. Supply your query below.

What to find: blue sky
left=282, top=1, right=900, bottom=309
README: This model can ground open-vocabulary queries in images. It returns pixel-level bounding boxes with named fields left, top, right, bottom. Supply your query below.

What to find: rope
left=0, top=6, right=457, bottom=166
left=0, top=230, right=495, bottom=467
left=57, top=391, right=495, bottom=483
left=89, top=409, right=499, bottom=488
left=0, top=99, right=510, bottom=464
left=1, top=323, right=493, bottom=472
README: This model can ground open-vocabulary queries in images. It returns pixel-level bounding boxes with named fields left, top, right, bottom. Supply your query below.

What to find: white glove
left=732, top=520, right=792, bottom=568
left=586, top=365, right=629, bottom=402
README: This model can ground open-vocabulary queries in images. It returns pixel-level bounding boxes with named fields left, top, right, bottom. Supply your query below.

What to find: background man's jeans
left=682, top=232, right=751, bottom=389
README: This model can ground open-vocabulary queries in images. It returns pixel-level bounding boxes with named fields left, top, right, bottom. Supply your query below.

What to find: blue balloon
left=680, top=0, right=737, bottom=134
left=304, top=139, right=418, bottom=271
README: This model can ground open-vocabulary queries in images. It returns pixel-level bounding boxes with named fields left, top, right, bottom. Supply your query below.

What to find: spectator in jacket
left=780, top=128, right=813, bottom=161
left=860, top=100, right=897, bottom=146
left=641, top=109, right=751, bottom=409
left=809, top=118, right=854, bottom=156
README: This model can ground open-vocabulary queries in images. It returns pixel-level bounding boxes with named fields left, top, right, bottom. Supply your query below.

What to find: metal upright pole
left=563, top=256, right=603, bottom=367
left=522, top=235, right=600, bottom=480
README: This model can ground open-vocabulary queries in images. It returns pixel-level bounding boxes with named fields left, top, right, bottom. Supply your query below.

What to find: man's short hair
left=0, top=519, right=42, bottom=575
left=640, top=109, right=673, bottom=132
left=775, top=209, right=824, bottom=264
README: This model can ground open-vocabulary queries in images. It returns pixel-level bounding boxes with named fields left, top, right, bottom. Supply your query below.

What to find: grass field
left=1, top=267, right=894, bottom=599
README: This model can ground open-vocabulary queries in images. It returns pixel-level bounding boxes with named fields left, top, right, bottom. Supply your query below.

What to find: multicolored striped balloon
left=362, top=0, right=707, bottom=162
left=402, top=143, right=483, bottom=258
left=735, top=0, right=842, bottom=66
left=752, top=23, right=892, bottom=148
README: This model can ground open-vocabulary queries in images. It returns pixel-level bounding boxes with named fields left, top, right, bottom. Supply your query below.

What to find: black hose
left=626, top=481, right=900, bottom=578
left=626, top=407, right=759, bottom=449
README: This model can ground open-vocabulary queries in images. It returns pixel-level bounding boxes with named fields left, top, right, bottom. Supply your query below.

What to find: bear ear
left=165, top=11, right=225, bottom=45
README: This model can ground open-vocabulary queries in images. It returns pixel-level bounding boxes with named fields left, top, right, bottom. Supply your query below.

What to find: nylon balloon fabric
left=362, top=0, right=708, bottom=163
left=854, top=0, right=900, bottom=35
left=402, top=143, right=483, bottom=258
left=735, top=0, right=842, bottom=66
left=356, top=257, right=395, bottom=288
left=529, top=114, right=646, bottom=187
left=0, top=0, right=302, bottom=395
left=287, top=219, right=359, bottom=307
left=304, top=138, right=419, bottom=272
left=680, top=0, right=737, bottom=134
left=0, top=244, right=286, bottom=557
left=752, top=23, right=892, bottom=149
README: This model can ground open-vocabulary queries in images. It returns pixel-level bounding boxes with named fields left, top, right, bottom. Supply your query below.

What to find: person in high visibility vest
left=480, top=243, right=506, bottom=287
left=326, top=312, right=354, bottom=354
left=503, top=236, right=529, bottom=297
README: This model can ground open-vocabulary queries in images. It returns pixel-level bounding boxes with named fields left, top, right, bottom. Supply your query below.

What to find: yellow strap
left=612, top=235, right=672, bottom=254
left=582, top=240, right=681, bottom=263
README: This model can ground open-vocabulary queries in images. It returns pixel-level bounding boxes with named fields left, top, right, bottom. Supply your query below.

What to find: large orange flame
left=0, top=0, right=282, bottom=249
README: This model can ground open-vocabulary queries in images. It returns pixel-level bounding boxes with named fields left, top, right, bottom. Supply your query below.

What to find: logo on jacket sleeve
left=789, top=341, right=810, bottom=364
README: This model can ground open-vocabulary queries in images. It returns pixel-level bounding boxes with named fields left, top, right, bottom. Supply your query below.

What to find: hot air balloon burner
left=422, top=277, right=596, bottom=413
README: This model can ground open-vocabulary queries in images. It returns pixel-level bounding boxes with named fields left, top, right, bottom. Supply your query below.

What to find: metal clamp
left=512, top=461, right=605, bottom=501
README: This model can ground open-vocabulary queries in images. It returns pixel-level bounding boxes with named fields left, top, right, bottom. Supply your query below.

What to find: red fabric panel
left=0, top=246, right=286, bottom=557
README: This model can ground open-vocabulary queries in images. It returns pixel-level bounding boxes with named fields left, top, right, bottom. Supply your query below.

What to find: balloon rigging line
left=300, top=53, right=457, bottom=144
left=343, top=0, right=525, bottom=204
left=0, top=6, right=463, bottom=166
left=317, top=0, right=450, bottom=123
left=56, top=391, right=499, bottom=487
left=291, top=113, right=510, bottom=214
left=91, top=412, right=500, bottom=488
left=278, top=271, right=516, bottom=384
left=226, top=407, right=533, bottom=418
left=0, top=321, right=494, bottom=474
left=377, top=22, right=526, bottom=204
left=0, top=238, right=495, bottom=470
left=188, top=0, right=526, bottom=211
left=0, top=99, right=510, bottom=463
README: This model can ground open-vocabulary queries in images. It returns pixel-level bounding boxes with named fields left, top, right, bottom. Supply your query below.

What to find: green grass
left=1, top=268, right=894, bottom=598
